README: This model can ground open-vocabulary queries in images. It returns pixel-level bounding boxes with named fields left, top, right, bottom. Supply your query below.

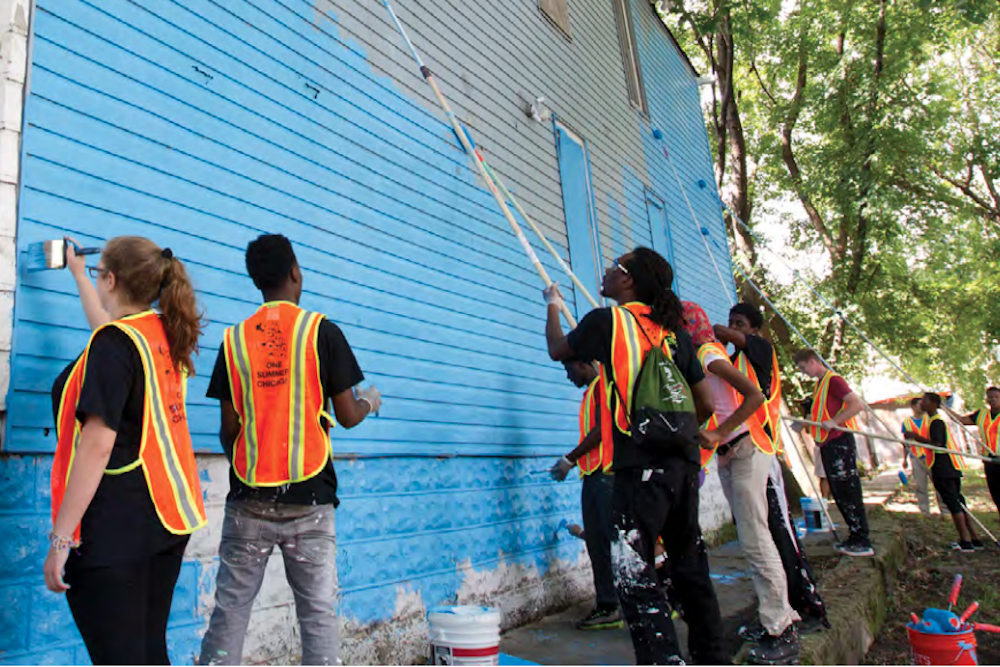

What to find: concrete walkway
left=500, top=472, right=903, bottom=665
left=500, top=542, right=762, bottom=665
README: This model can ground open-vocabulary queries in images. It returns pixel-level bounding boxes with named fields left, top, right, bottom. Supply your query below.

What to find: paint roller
left=24, top=239, right=101, bottom=272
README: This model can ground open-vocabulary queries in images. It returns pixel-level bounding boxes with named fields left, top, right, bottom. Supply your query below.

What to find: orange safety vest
left=224, top=301, right=332, bottom=486
left=809, top=371, right=858, bottom=444
left=52, top=312, right=207, bottom=540
left=578, top=378, right=613, bottom=475
left=733, top=348, right=782, bottom=453
left=902, top=416, right=926, bottom=460
left=975, top=409, right=1000, bottom=457
left=598, top=303, right=674, bottom=443
left=699, top=342, right=776, bottom=456
left=921, top=414, right=967, bottom=470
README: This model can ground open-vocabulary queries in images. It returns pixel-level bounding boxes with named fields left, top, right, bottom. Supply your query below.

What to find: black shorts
left=932, top=476, right=965, bottom=515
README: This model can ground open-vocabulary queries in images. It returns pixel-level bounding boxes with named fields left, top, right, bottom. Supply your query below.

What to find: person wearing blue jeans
left=199, top=235, right=381, bottom=665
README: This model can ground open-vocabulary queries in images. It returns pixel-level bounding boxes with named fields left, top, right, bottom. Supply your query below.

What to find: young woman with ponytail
left=44, top=236, right=207, bottom=664
left=543, top=247, right=727, bottom=665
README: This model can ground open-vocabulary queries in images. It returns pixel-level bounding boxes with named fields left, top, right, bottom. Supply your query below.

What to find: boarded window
left=539, top=0, right=571, bottom=38
left=612, top=0, right=647, bottom=113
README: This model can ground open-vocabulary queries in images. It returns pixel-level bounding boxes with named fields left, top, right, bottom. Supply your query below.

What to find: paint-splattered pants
left=582, top=469, right=618, bottom=609
left=819, top=433, right=871, bottom=547
left=199, top=500, right=339, bottom=666
left=718, top=438, right=798, bottom=637
left=611, top=462, right=727, bottom=665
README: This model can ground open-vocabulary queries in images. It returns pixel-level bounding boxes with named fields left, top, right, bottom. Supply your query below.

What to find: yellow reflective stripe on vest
left=118, top=323, right=203, bottom=530
left=977, top=409, right=1000, bottom=455
left=288, top=311, right=323, bottom=480
left=227, top=321, right=260, bottom=484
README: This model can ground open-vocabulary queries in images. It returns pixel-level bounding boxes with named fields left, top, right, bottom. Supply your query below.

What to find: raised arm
left=65, top=238, right=111, bottom=330
left=942, top=405, right=975, bottom=426
left=713, top=323, right=747, bottom=349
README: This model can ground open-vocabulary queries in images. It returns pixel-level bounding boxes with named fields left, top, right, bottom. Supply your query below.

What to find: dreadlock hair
left=246, top=234, right=297, bottom=292
left=624, top=247, right=683, bottom=332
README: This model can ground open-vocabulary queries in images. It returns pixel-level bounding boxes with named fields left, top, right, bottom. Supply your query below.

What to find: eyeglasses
left=87, top=266, right=110, bottom=279
left=613, top=261, right=629, bottom=275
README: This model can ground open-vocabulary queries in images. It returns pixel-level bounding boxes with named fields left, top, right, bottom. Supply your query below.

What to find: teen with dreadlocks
left=543, top=247, right=727, bottom=665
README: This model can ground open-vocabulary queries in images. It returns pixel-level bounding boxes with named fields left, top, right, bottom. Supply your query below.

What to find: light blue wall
left=1, top=0, right=735, bottom=663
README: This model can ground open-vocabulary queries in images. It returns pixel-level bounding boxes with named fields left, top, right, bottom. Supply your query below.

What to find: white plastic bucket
left=800, top=497, right=831, bottom=532
left=428, top=605, right=502, bottom=666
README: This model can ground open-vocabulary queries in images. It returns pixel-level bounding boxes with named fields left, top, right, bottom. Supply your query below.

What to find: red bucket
left=907, top=626, right=978, bottom=665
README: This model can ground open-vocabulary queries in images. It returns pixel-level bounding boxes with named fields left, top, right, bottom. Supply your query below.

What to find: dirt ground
left=865, top=468, right=1000, bottom=665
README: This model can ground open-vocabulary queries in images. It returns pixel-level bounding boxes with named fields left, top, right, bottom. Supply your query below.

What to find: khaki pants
left=912, top=457, right=949, bottom=516
left=719, top=435, right=799, bottom=636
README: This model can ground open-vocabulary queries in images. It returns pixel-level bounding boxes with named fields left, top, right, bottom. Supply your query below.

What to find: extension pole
left=380, top=0, right=579, bottom=326
left=778, top=416, right=842, bottom=541
left=959, top=501, right=1000, bottom=548
left=783, top=418, right=998, bottom=464
left=481, top=160, right=600, bottom=308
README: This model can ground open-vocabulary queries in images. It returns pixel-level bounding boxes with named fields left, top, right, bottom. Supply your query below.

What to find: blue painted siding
left=1, top=0, right=735, bottom=662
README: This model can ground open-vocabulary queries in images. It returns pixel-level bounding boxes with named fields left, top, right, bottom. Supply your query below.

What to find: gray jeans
left=199, top=500, right=339, bottom=666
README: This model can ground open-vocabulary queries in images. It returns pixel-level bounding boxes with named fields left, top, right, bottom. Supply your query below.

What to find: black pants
left=932, top=475, right=966, bottom=515
left=985, top=461, right=1000, bottom=522
left=612, top=462, right=726, bottom=665
left=65, top=540, right=187, bottom=665
left=820, top=433, right=871, bottom=547
left=766, top=479, right=827, bottom=625
left=582, top=470, right=618, bottom=609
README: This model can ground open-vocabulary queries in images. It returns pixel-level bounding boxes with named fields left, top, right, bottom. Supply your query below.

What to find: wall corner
left=0, top=0, right=31, bottom=416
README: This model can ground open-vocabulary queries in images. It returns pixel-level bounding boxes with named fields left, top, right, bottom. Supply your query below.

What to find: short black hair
left=730, top=303, right=764, bottom=330
left=923, top=392, right=942, bottom=408
left=909, top=397, right=921, bottom=408
left=246, top=234, right=297, bottom=291
left=987, top=386, right=1000, bottom=395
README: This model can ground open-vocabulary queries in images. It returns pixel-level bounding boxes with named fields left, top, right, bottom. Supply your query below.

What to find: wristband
left=49, top=533, right=81, bottom=551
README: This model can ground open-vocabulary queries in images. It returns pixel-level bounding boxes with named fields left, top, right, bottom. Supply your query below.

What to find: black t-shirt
left=929, top=418, right=962, bottom=479
left=966, top=409, right=1000, bottom=423
left=732, top=334, right=773, bottom=398
left=566, top=307, right=705, bottom=470
left=50, top=326, right=188, bottom=570
left=207, top=318, right=364, bottom=506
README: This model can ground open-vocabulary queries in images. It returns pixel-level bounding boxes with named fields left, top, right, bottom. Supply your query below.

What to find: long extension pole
left=959, top=501, right=1000, bottom=549
left=380, top=0, right=580, bottom=326
left=778, top=417, right=842, bottom=541
left=481, top=160, right=601, bottom=308
left=784, top=418, right=998, bottom=464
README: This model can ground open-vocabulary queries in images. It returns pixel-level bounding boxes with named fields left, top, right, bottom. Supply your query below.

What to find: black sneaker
left=748, top=624, right=800, bottom=665
left=836, top=541, right=875, bottom=557
left=739, top=621, right=767, bottom=642
left=971, top=540, right=985, bottom=551
left=575, top=607, right=624, bottom=630
left=951, top=541, right=975, bottom=553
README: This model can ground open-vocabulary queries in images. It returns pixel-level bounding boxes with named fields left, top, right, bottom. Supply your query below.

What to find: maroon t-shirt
left=822, top=375, right=852, bottom=439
